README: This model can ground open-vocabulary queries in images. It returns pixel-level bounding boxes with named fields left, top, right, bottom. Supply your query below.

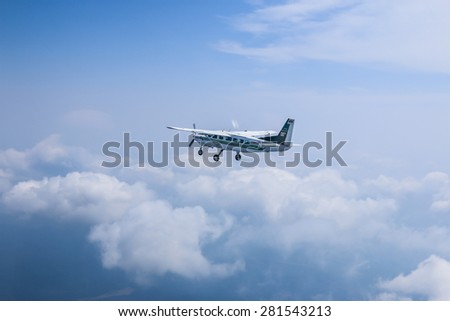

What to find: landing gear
left=213, top=149, right=224, bottom=162
left=197, top=148, right=242, bottom=162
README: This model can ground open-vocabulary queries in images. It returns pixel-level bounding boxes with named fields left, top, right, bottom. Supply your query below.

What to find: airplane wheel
left=235, top=153, right=241, bottom=161
left=198, top=149, right=203, bottom=156
left=213, top=154, right=220, bottom=162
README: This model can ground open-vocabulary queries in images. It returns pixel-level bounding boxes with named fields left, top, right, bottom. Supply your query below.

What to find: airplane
left=167, top=118, right=295, bottom=162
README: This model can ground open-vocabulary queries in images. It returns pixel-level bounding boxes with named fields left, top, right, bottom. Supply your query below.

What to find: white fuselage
left=194, top=131, right=292, bottom=153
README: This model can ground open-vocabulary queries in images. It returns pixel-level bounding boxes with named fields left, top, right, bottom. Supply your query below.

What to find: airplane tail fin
left=276, top=118, right=295, bottom=145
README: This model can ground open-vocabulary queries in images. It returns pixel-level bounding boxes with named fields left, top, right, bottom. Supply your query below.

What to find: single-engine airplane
left=167, top=118, right=295, bottom=161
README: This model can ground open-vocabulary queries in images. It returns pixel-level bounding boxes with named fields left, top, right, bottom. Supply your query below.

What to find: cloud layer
left=2, top=136, right=450, bottom=298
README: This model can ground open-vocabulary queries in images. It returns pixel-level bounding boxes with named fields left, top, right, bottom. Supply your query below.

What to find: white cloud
left=0, top=147, right=30, bottom=171
left=89, top=201, right=242, bottom=281
left=424, top=172, right=450, bottom=212
left=0, top=135, right=69, bottom=171
left=179, top=167, right=395, bottom=228
left=177, top=167, right=397, bottom=252
left=431, top=199, right=450, bottom=212
left=364, top=175, right=421, bottom=195
left=0, top=135, right=101, bottom=188
left=2, top=172, right=151, bottom=223
left=0, top=135, right=73, bottom=194
left=31, top=134, right=69, bottom=163
left=424, top=172, right=449, bottom=185
left=365, top=172, right=450, bottom=213
left=2, top=171, right=242, bottom=281
left=219, top=0, right=450, bottom=73
left=232, top=0, right=356, bottom=34
left=379, top=255, right=450, bottom=300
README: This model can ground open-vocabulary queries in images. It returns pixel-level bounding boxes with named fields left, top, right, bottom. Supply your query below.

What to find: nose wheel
left=198, top=149, right=203, bottom=156
left=235, top=153, right=241, bottom=161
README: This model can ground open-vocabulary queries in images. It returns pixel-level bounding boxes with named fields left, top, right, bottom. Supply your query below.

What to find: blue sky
left=1, top=0, right=450, bottom=300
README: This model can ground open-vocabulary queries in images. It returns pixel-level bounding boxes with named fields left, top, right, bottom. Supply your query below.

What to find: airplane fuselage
left=194, top=131, right=292, bottom=153
left=167, top=118, right=295, bottom=161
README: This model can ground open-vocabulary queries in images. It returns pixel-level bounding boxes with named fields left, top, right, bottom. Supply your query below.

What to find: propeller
left=231, top=119, right=239, bottom=130
left=189, top=123, right=196, bottom=147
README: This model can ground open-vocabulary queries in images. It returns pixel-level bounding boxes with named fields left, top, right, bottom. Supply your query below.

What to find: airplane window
left=240, top=139, right=244, bottom=144
left=233, top=138, right=238, bottom=142
left=219, top=136, right=223, bottom=140
left=213, top=135, right=217, bottom=139
left=226, top=137, right=231, bottom=141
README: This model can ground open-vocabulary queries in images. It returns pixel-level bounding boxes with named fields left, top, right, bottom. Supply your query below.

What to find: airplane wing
left=167, top=126, right=233, bottom=137
left=167, top=126, right=196, bottom=133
